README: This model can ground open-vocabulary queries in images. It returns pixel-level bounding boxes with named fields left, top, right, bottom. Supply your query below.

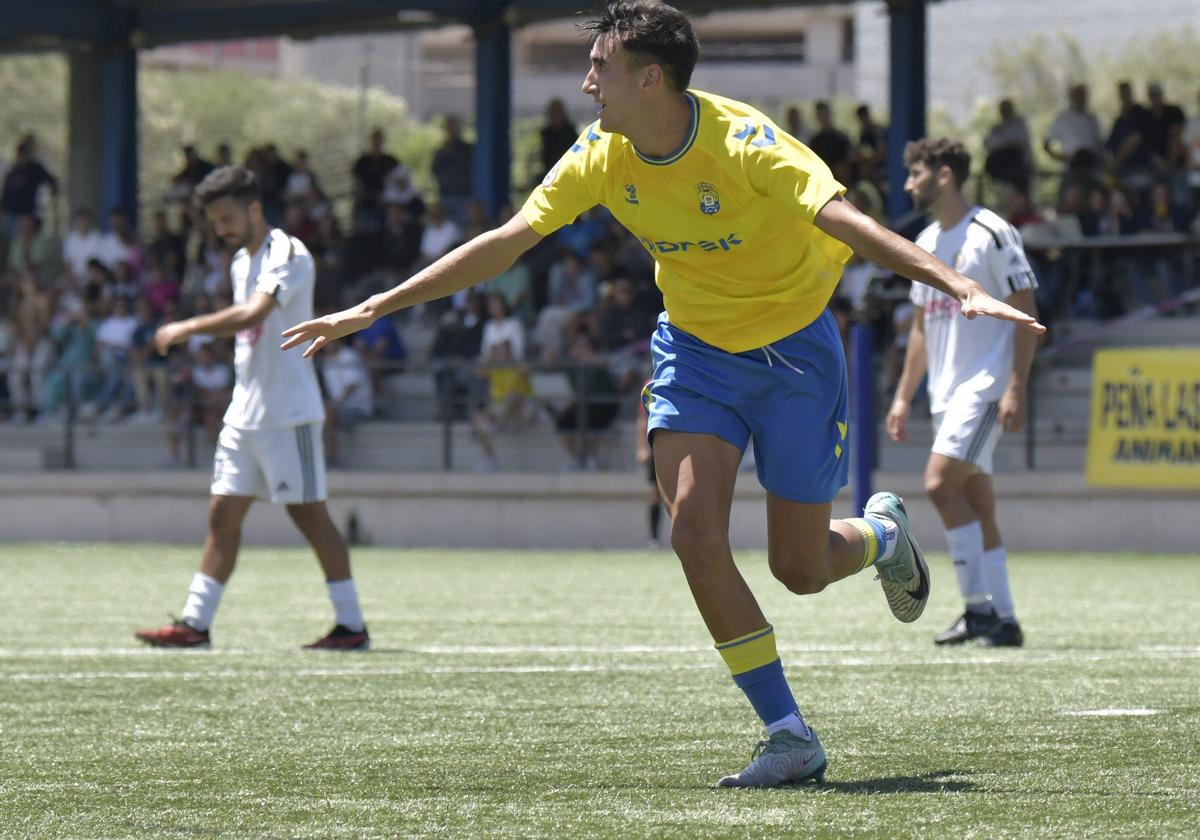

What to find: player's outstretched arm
left=814, top=196, right=1045, bottom=333
left=282, top=213, right=544, bottom=357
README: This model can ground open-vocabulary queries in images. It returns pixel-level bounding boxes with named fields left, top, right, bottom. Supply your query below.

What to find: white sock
left=327, top=578, right=365, bottom=632
left=945, top=522, right=989, bottom=609
left=982, top=547, right=1016, bottom=620
left=180, top=572, right=224, bottom=631
left=766, top=710, right=812, bottom=740
left=877, top=519, right=899, bottom=561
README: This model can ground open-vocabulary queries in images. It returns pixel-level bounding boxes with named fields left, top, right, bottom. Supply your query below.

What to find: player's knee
left=769, top=559, right=829, bottom=595
left=924, top=472, right=956, bottom=506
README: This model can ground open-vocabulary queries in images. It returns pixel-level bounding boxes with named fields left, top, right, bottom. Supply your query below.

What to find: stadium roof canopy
left=0, top=0, right=931, bottom=224
left=0, top=1, right=884, bottom=49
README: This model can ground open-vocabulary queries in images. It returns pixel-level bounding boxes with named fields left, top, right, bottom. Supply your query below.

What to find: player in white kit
left=135, top=166, right=368, bottom=650
left=887, top=139, right=1039, bottom=647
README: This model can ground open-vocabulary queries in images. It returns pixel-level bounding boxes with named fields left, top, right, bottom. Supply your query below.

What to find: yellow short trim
left=715, top=625, right=778, bottom=676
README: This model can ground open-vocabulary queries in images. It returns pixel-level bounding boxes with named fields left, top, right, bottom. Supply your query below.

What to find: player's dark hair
left=579, top=1, right=699, bottom=91
left=903, top=138, right=971, bottom=188
left=194, top=166, right=261, bottom=209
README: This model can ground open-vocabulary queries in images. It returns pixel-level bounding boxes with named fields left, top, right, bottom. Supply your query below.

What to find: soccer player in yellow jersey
left=283, top=1, right=1044, bottom=787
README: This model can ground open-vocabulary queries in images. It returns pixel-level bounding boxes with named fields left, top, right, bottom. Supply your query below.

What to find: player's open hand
left=886, top=399, right=910, bottom=443
left=281, top=307, right=374, bottom=358
left=960, top=282, right=1045, bottom=333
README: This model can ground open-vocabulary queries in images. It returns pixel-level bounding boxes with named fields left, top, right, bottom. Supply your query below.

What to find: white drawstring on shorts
left=761, top=344, right=804, bottom=375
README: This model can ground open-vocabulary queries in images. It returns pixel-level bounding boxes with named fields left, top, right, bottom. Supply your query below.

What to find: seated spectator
left=530, top=283, right=576, bottom=364
left=552, top=332, right=621, bottom=471
left=1044, top=84, right=1104, bottom=189
left=321, top=337, right=375, bottom=465
left=380, top=161, right=421, bottom=208
left=143, top=261, right=181, bottom=316
left=93, top=295, right=139, bottom=421
left=471, top=294, right=532, bottom=471
left=98, top=208, right=142, bottom=280
left=547, top=249, right=597, bottom=315
left=129, top=296, right=168, bottom=423
left=4, top=273, right=52, bottom=423
left=62, top=208, right=105, bottom=280
left=39, top=294, right=98, bottom=423
left=351, top=313, right=406, bottom=399
left=429, top=292, right=486, bottom=422
left=419, top=202, right=463, bottom=265
left=284, top=201, right=319, bottom=250
left=597, top=276, right=655, bottom=392
left=380, top=199, right=424, bottom=279
left=189, top=342, right=232, bottom=442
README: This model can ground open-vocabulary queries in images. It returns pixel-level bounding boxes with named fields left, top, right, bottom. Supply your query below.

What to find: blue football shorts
left=644, top=309, right=849, bottom=504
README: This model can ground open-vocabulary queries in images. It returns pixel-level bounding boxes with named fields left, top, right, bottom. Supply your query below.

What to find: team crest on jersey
left=541, top=160, right=562, bottom=189
left=696, top=182, right=720, bottom=215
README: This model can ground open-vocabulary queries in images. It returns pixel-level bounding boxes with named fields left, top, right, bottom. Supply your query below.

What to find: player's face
left=582, top=39, right=642, bottom=135
left=204, top=196, right=255, bottom=251
left=904, top=161, right=939, bottom=211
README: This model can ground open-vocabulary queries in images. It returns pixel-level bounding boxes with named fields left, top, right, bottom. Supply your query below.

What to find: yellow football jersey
left=521, top=89, right=852, bottom=353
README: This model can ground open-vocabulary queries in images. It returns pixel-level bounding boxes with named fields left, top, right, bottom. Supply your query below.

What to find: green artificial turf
left=1, top=544, right=1197, bottom=838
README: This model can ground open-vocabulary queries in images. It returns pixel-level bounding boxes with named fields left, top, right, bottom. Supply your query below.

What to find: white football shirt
left=223, top=228, right=325, bottom=430
left=910, top=207, right=1037, bottom=412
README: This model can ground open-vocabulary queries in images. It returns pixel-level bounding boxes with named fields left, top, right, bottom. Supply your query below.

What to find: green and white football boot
left=717, top=728, right=827, bottom=788
left=865, top=491, right=930, bottom=623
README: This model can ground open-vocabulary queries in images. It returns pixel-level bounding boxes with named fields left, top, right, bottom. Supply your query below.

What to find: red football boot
left=303, top=624, right=370, bottom=651
left=135, top=619, right=211, bottom=649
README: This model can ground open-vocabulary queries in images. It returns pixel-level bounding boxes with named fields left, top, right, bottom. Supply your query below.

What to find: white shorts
left=931, top=399, right=1002, bottom=475
left=211, top=422, right=326, bottom=504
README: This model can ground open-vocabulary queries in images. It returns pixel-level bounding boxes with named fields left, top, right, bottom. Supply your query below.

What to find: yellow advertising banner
left=1087, top=349, right=1200, bottom=488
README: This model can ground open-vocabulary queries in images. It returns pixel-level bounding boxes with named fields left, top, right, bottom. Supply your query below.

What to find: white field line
left=2, top=646, right=1199, bottom=682
left=2, top=643, right=1198, bottom=659
left=1063, top=708, right=1161, bottom=717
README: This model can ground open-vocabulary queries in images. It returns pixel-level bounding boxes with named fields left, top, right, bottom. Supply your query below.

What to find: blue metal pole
left=886, top=0, right=927, bottom=222
left=850, top=322, right=875, bottom=517
left=472, top=6, right=512, bottom=220
left=99, top=41, right=138, bottom=224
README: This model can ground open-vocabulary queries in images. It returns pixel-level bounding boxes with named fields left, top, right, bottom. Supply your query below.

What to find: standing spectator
left=351, top=128, right=399, bottom=232
left=1142, top=83, right=1187, bottom=180
left=808, top=101, right=852, bottom=172
left=431, top=115, right=475, bottom=228
left=257, top=144, right=293, bottom=226
left=63, top=208, right=106, bottom=280
left=1044, top=84, right=1104, bottom=190
left=984, top=99, right=1034, bottom=193
left=1183, top=87, right=1200, bottom=203
left=174, top=145, right=215, bottom=191
left=1, top=135, right=57, bottom=236
left=539, top=98, right=578, bottom=181
left=215, top=143, right=234, bottom=168
left=1106, top=81, right=1153, bottom=191
left=6, top=214, right=61, bottom=290
left=284, top=150, right=320, bottom=202
left=853, top=104, right=887, bottom=189
left=783, top=106, right=808, bottom=144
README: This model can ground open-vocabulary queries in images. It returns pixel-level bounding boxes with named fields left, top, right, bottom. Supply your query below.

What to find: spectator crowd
left=0, top=82, right=1197, bottom=467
